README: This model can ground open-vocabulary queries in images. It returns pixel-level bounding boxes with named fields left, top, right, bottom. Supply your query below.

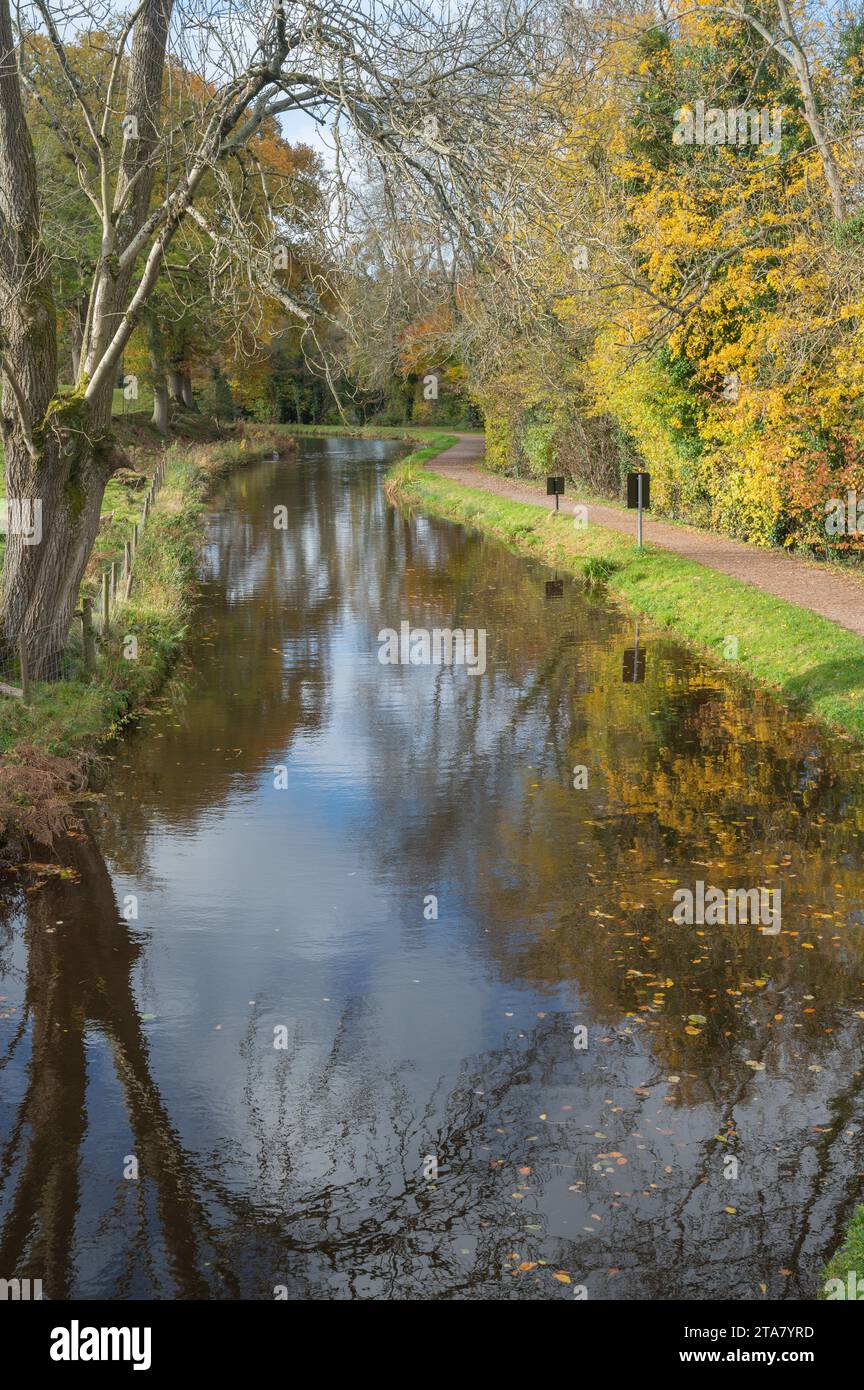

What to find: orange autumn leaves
left=504, top=1255, right=574, bottom=1286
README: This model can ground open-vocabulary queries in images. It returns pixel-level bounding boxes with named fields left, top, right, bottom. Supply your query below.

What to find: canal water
left=2, top=436, right=864, bottom=1300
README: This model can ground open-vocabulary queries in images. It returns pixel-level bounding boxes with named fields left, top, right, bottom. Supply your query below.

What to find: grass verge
left=279, top=423, right=468, bottom=444
left=822, top=1208, right=864, bottom=1297
left=0, top=427, right=291, bottom=852
left=388, top=463, right=864, bottom=742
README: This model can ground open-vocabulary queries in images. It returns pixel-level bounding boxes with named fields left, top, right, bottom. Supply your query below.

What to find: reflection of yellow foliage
left=480, top=618, right=864, bottom=1071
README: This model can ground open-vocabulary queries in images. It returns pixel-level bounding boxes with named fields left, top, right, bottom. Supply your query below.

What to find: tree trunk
left=181, top=372, right=195, bottom=410
left=151, top=378, right=169, bottom=434
left=80, top=0, right=174, bottom=384
left=732, top=2, right=847, bottom=223
left=146, top=318, right=168, bottom=434
left=168, top=368, right=185, bottom=403
left=1, top=396, right=120, bottom=678
left=775, top=0, right=846, bottom=220
left=793, top=77, right=846, bottom=222
left=0, top=0, right=172, bottom=676
left=69, top=300, right=86, bottom=383
left=0, top=0, right=63, bottom=676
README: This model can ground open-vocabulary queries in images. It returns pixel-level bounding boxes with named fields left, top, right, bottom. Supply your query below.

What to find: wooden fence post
left=18, top=635, right=29, bottom=703
left=110, top=561, right=117, bottom=604
left=102, top=569, right=110, bottom=635
left=123, top=541, right=131, bottom=581
left=81, top=598, right=95, bottom=674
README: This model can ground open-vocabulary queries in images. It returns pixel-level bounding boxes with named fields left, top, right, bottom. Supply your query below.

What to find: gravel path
left=428, top=434, right=864, bottom=638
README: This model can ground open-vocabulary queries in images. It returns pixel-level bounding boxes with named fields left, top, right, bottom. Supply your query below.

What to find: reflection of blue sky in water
left=3, top=438, right=864, bottom=1300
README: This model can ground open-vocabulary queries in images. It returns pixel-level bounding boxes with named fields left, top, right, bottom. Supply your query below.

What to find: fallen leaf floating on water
left=552, top=1272, right=572, bottom=1284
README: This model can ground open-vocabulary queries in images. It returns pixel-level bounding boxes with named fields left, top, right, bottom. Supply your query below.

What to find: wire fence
left=0, top=620, right=83, bottom=693
left=0, top=454, right=168, bottom=702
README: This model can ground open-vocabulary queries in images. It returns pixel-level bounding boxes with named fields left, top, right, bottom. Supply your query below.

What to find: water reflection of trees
left=3, top=833, right=863, bottom=1299
left=5, top=440, right=864, bottom=1297
left=97, top=443, right=864, bottom=1231
left=96, top=444, right=403, bottom=869
left=357, top=508, right=864, bottom=918
left=0, top=831, right=227, bottom=1297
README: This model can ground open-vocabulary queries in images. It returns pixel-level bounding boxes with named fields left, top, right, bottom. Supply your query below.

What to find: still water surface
left=2, top=437, right=864, bottom=1300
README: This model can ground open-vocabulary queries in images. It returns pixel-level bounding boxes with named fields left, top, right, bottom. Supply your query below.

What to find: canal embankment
left=0, top=426, right=293, bottom=856
left=389, top=437, right=864, bottom=744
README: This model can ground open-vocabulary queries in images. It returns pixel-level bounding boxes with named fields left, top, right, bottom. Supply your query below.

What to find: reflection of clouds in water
left=5, top=438, right=864, bottom=1299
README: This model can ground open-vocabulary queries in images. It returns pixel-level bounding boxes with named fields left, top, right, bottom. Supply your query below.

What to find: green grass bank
left=0, top=428, right=290, bottom=851
left=822, top=1207, right=864, bottom=1297
left=388, top=458, right=864, bottom=744
left=280, top=423, right=465, bottom=445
